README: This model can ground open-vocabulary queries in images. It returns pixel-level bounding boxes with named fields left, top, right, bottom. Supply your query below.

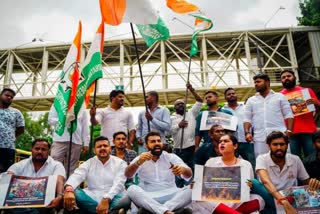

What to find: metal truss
left=0, top=26, right=319, bottom=111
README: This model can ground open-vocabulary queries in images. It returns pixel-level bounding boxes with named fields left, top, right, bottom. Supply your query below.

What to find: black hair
left=205, top=90, right=218, bottom=97
left=94, top=136, right=110, bottom=147
left=253, top=73, right=270, bottom=82
left=280, top=70, right=295, bottom=77
left=145, top=131, right=161, bottom=144
left=209, top=124, right=224, bottom=134
left=32, top=138, right=51, bottom=149
left=147, top=91, right=159, bottom=102
left=109, top=90, right=124, bottom=102
left=266, top=131, right=289, bottom=145
left=224, top=87, right=235, bottom=97
left=1, top=88, right=16, bottom=96
left=312, top=130, right=320, bottom=143
left=113, top=131, right=127, bottom=140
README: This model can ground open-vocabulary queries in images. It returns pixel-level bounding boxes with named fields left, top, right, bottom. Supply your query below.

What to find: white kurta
left=66, top=155, right=127, bottom=202
left=127, top=151, right=192, bottom=214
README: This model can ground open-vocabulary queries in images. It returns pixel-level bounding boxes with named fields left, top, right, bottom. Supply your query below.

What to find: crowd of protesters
left=1, top=69, right=320, bottom=214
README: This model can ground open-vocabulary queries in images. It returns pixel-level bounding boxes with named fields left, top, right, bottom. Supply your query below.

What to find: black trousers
left=0, top=148, right=15, bottom=173
left=173, top=146, right=195, bottom=188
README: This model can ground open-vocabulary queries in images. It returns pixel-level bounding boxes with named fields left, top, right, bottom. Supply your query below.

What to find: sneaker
left=174, top=207, right=193, bottom=214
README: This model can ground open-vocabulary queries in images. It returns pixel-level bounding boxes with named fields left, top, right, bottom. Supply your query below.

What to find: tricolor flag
left=166, top=0, right=213, bottom=57
left=73, top=22, right=104, bottom=128
left=99, top=0, right=158, bottom=25
left=52, top=21, right=82, bottom=136
left=189, top=14, right=213, bottom=57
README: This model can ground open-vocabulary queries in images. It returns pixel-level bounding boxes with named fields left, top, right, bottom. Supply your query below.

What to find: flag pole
left=89, top=81, right=98, bottom=157
left=67, top=120, right=74, bottom=178
left=180, top=57, right=192, bottom=152
left=130, top=22, right=150, bottom=132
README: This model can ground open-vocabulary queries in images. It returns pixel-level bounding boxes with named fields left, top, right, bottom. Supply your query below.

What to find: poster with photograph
left=285, top=89, right=315, bottom=116
left=0, top=174, right=57, bottom=209
left=192, top=165, right=250, bottom=203
left=276, top=185, right=320, bottom=214
left=200, top=111, right=238, bottom=131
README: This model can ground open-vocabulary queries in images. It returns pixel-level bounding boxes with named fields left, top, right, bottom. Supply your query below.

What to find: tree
left=16, top=112, right=52, bottom=151
left=297, top=0, right=320, bottom=26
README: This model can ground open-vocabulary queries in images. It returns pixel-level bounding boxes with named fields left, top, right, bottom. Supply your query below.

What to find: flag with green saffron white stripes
left=189, top=14, right=213, bottom=57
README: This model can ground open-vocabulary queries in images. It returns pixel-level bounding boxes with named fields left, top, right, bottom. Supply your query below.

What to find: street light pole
left=264, top=6, right=285, bottom=29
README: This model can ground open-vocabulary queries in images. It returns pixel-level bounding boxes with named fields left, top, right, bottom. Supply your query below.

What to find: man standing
left=304, top=130, right=320, bottom=180
left=280, top=70, right=320, bottom=157
left=7, top=138, right=66, bottom=213
left=255, top=131, right=320, bottom=213
left=0, top=88, right=25, bottom=173
left=223, top=87, right=255, bottom=168
left=171, top=82, right=202, bottom=171
left=64, top=136, right=130, bottom=213
left=194, top=90, right=232, bottom=150
left=90, top=90, right=135, bottom=149
left=125, top=132, right=192, bottom=214
left=194, top=125, right=225, bottom=165
left=243, top=73, right=294, bottom=157
left=136, top=91, right=171, bottom=153
left=49, top=107, right=90, bottom=176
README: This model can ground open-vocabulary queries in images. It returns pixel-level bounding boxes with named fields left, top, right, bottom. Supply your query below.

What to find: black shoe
left=137, top=208, right=153, bottom=214
left=174, top=207, right=193, bottom=214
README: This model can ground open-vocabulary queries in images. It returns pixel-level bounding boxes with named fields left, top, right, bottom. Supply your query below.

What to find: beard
left=271, top=149, right=287, bottom=159
left=207, top=101, right=217, bottom=107
left=282, top=79, right=296, bottom=89
left=255, top=85, right=267, bottom=93
left=150, top=145, right=163, bottom=156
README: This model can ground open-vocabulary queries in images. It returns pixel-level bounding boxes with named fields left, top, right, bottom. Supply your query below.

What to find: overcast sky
left=0, top=0, right=301, bottom=49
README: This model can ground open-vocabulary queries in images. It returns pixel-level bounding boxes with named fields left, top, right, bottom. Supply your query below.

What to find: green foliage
left=297, top=0, right=320, bottom=26
left=16, top=112, right=52, bottom=151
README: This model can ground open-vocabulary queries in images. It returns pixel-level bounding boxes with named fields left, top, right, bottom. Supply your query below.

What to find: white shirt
left=243, top=90, right=293, bottom=142
left=130, top=151, right=191, bottom=197
left=48, top=106, right=90, bottom=146
left=171, top=102, right=202, bottom=149
left=96, top=106, right=135, bottom=146
left=66, top=156, right=127, bottom=201
left=223, top=104, right=246, bottom=143
left=8, top=156, right=66, bottom=178
left=256, top=153, right=309, bottom=191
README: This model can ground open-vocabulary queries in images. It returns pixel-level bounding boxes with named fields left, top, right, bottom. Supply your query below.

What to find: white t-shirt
left=256, top=153, right=309, bottom=191
left=96, top=106, right=135, bottom=146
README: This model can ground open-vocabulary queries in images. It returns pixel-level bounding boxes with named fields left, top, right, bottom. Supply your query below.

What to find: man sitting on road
left=63, top=136, right=130, bottom=214
left=125, top=131, right=193, bottom=214
left=6, top=138, right=65, bottom=214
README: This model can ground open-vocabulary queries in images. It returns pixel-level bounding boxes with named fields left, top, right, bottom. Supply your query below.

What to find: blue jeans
left=74, top=188, right=130, bottom=213
left=289, top=133, right=314, bottom=158
left=250, top=179, right=276, bottom=214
